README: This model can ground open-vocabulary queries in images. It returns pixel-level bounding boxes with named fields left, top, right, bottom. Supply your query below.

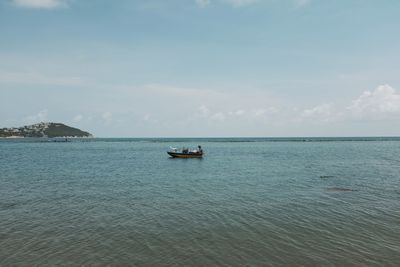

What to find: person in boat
left=197, top=145, right=203, bottom=154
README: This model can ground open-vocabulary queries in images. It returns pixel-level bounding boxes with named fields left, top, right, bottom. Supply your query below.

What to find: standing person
left=198, top=145, right=203, bottom=154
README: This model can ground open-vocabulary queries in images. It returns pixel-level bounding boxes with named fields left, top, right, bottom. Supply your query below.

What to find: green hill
left=44, top=123, right=92, bottom=138
left=0, top=122, right=93, bottom=138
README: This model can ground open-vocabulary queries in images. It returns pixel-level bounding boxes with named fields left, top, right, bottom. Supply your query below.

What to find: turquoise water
left=1, top=138, right=400, bottom=266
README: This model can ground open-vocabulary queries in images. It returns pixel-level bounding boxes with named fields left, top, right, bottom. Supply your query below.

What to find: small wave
left=326, top=187, right=357, bottom=192
left=0, top=202, right=18, bottom=210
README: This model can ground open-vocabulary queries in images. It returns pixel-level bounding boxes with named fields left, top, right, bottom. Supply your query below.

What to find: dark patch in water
left=326, top=187, right=357, bottom=192
left=320, top=175, right=335, bottom=179
left=0, top=202, right=18, bottom=210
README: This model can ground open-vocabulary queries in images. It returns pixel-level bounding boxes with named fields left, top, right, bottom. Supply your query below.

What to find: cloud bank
left=347, top=84, right=400, bottom=120
left=4, top=84, right=400, bottom=136
left=12, top=0, right=67, bottom=9
left=300, top=84, right=400, bottom=123
left=195, top=0, right=211, bottom=8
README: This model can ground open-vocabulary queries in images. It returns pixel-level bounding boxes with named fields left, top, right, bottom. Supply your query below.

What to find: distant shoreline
left=1, top=136, right=400, bottom=142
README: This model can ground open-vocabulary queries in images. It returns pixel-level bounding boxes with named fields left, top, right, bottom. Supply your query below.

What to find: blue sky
left=1, top=0, right=400, bottom=137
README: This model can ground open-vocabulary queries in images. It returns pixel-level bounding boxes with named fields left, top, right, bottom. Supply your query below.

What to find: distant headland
left=0, top=122, right=93, bottom=138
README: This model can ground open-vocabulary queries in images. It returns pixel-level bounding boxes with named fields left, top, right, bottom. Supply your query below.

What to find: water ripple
left=1, top=139, right=400, bottom=265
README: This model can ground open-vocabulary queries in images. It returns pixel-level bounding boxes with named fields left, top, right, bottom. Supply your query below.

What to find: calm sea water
left=1, top=138, right=400, bottom=266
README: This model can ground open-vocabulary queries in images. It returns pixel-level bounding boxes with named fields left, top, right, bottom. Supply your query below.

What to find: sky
left=1, top=0, right=400, bottom=137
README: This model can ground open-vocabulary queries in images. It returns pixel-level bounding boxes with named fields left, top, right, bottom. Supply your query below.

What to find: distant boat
left=167, top=146, right=204, bottom=158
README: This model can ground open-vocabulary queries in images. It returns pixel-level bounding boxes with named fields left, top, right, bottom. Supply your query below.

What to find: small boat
left=167, top=146, right=204, bottom=158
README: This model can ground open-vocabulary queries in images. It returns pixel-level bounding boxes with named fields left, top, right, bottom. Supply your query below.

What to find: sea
left=1, top=137, right=400, bottom=266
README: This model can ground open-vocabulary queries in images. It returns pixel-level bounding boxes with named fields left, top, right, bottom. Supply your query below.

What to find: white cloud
left=347, top=84, right=400, bottom=120
left=72, top=114, right=83, bottom=123
left=195, top=0, right=211, bottom=8
left=222, top=0, right=259, bottom=7
left=194, top=106, right=227, bottom=122
left=228, top=109, right=245, bottom=116
left=301, top=103, right=339, bottom=123
left=253, top=108, right=266, bottom=116
left=194, top=106, right=278, bottom=123
left=198, top=105, right=211, bottom=117
left=102, top=111, right=113, bottom=125
left=211, top=112, right=226, bottom=121
left=143, top=114, right=151, bottom=121
left=302, top=103, right=333, bottom=118
left=12, top=0, right=67, bottom=9
left=251, top=107, right=278, bottom=117
left=24, top=109, right=49, bottom=124
left=293, top=0, right=311, bottom=8
left=298, top=84, right=400, bottom=123
left=195, top=0, right=258, bottom=8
